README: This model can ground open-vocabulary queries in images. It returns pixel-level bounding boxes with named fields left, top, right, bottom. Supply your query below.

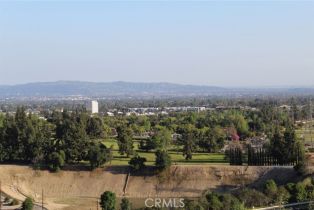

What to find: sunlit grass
left=102, top=138, right=227, bottom=166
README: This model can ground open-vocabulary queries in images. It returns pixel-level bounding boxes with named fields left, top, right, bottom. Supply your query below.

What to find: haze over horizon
left=0, top=1, right=313, bottom=87
left=0, top=80, right=313, bottom=89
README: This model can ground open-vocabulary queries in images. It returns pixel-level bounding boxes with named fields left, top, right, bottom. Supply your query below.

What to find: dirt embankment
left=0, top=165, right=297, bottom=210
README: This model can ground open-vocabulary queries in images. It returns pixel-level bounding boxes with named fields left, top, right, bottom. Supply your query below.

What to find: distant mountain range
left=0, top=81, right=313, bottom=98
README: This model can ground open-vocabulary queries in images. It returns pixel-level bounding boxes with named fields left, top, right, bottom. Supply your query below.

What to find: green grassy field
left=102, top=138, right=227, bottom=166
left=296, top=128, right=314, bottom=144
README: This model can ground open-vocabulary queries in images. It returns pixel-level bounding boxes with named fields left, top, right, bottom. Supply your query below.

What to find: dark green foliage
left=139, top=138, right=156, bottom=152
left=206, top=192, right=223, bottom=210
left=0, top=107, right=52, bottom=164
left=184, top=200, right=205, bottom=210
left=56, top=112, right=89, bottom=163
left=276, top=186, right=290, bottom=204
left=246, top=124, right=304, bottom=166
left=117, top=126, right=134, bottom=157
left=120, top=198, right=132, bottom=210
left=151, top=127, right=171, bottom=151
left=269, top=125, right=304, bottom=166
left=228, top=147, right=243, bottom=165
left=236, top=188, right=270, bottom=208
left=204, top=192, right=245, bottom=210
left=295, top=182, right=308, bottom=202
left=219, top=194, right=246, bottom=210
left=88, top=143, right=110, bottom=170
left=47, top=150, right=65, bottom=172
left=264, top=179, right=278, bottom=203
left=264, top=179, right=278, bottom=195
left=199, top=126, right=226, bottom=153
left=128, top=155, right=146, bottom=171
left=155, top=150, right=171, bottom=170
left=178, top=125, right=197, bottom=160
left=100, top=191, right=116, bottom=210
left=86, top=117, right=104, bottom=139
left=247, top=146, right=272, bottom=166
left=21, top=197, right=33, bottom=210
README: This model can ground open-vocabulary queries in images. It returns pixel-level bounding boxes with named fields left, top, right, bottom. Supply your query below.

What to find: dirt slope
left=0, top=165, right=297, bottom=210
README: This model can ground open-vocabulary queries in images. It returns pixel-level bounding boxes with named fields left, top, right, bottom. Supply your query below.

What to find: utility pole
left=0, top=180, right=2, bottom=210
left=42, top=188, right=44, bottom=210
left=96, top=198, right=99, bottom=210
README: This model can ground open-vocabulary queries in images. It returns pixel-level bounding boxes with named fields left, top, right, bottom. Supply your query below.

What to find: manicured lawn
left=296, top=129, right=314, bottom=139
left=102, top=138, right=227, bottom=166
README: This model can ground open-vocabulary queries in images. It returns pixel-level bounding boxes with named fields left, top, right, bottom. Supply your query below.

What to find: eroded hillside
left=0, top=165, right=297, bottom=210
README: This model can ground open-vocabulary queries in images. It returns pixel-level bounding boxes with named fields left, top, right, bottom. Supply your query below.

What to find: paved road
left=252, top=201, right=312, bottom=210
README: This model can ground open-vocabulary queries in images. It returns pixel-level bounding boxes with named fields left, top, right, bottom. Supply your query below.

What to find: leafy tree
left=227, top=113, right=250, bottom=138
left=285, top=183, right=296, bottom=199
left=117, top=126, right=134, bottom=157
left=200, top=126, right=225, bottom=152
left=295, top=182, right=308, bottom=202
left=264, top=179, right=278, bottom=200
left=139, top=138, right=156, bottom=152
left=128, top=155, right=146, bottom=171
left=86, top=117, right=104, bottom=139
left=47, top=151, right=65, bottom=172
left=21, top=197, right=33, bottom=210
left=178, top=125, right=197, bottom=160
left=205, top=192, right=223, bottom=210
left=30, top=116, right=52, bottom=167
left=270, top=124, right=304, bottom=165
left=219, top=194, right=245, bottom=210
left=0, top=113, right=18, bottom=161
left=276, top=186, right=290, bottom=204
left=155, top=150, right=171, bottom=170
left=248, top=113, right=264, bottom=134
left=270, top=127, right=286, bottom=165
left=184, top=200, right=204, bottom=210
left=236, top=188, right=270, bottom=208
left=152, top=127, right=171, bottom=151
left=57, top=113, right=89, bottom=163
left=294, top=161, right=308, bottom=176
left=100, top=191, right=116, bottom=210
left=88, top=144, right=109, bottom=170
left=120, top=198, right=131, bottom=210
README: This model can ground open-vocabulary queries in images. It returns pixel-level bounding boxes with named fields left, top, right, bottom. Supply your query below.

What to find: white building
left=86, top=100, right=99, bottom=114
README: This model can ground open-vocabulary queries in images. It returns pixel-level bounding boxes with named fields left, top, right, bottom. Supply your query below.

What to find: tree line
left=0, top=107, right=108, bottom=171
left=227, top=123, right=305, bottom=166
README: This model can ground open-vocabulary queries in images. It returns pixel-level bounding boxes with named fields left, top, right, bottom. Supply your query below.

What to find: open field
left=102, top=138, right=227, bottom=166
left=0, top=164, right=298, bottom=210
left=296, top=128, right=314, bottom=144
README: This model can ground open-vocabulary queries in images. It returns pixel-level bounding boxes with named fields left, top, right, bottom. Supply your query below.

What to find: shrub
left=155, top=150, right=171, bottom=170
left=294, top=162, right=309, bottom=176
left=295, top=182, right=308, bottom=202
left=276, top=186, right=290, bottom=204
left=128, top=155, right=146, bottom=171
left=47, top=151, right=65, bottom=172
left=100, top=191, right=116, bottom=210
left=21, top=197, right=33, bottom=210
left=236, top=188, right=270, bottom=208
left=205, top=192, right=223, bottom=210
left=219, top=194, right=245, bottom=210
left=120, top=197, right=132, bottom=210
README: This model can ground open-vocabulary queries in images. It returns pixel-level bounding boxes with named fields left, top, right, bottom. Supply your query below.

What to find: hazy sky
left=0, top=1, right=313, bottom=87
